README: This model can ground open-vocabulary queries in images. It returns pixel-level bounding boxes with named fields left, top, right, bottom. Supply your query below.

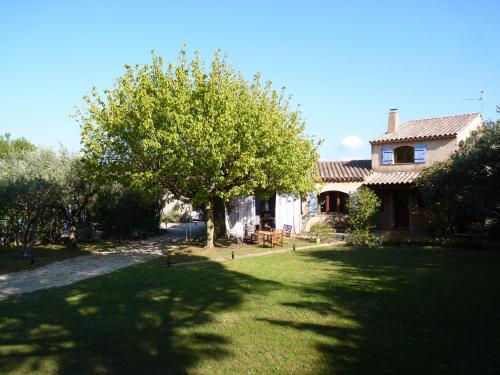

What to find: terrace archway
left=318, top=191, right=349, bottom=214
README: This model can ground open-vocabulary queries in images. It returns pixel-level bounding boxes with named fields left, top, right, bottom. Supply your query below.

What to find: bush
left=90, top=183, right=162, bottom=239
left=162, top=206, right=182, bottom=223
left=325, top=213, right=348, bottom=233
left=346, top=229, right=379, bottom=247
left=309, top=223, right=336, bottom=237
left=346, top=187, right=381, bottom=232
left=161, top=203, right=192, bottom=223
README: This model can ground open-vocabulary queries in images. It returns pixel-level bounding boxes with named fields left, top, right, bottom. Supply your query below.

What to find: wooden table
left=255, top=230, right=273, bottom=247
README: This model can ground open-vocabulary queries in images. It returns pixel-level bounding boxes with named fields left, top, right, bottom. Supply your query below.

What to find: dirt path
left=0, top=223, right=204, bottom=299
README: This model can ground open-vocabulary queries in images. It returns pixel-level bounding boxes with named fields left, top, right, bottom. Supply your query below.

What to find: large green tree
left=418, top=120, right=500, bottom=237
left=78, top=49, right=319, bottom=247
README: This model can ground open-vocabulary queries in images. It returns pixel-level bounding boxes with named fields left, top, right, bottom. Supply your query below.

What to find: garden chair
left=244, top=224, right=258, bottom=243
left=271, top=229, right=284, bottom=248
left=283, top=224, right=293, bottom=237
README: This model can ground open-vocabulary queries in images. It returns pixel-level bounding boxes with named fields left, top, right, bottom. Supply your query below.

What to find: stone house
left=308, top=110, right=483, bottom=232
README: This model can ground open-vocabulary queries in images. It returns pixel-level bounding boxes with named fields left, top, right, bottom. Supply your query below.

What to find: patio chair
left=244, top=224, right=258, bottom=243
left=271, top=229, right=284, bottom=248
left=283, top=224, right=293, bottom=237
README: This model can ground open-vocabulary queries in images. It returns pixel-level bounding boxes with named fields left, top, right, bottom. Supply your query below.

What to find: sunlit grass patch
left=1, top=246, right=499, bottom=374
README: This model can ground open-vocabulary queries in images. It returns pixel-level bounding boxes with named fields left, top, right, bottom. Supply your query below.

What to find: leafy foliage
left=0, top=133, right=35, bottom=160
left=0, top=148, right=69, bottom=248
left=0, top=143, right=159, bottom=249
left=346, top=187, right=381, bottom=232
left=77, top=49, right=319, bottom=247
left=91, top=182, right=163, bottom=238
left=345, top=188, right=381, bottom=246
left=418, top=120, right=500, bottom=238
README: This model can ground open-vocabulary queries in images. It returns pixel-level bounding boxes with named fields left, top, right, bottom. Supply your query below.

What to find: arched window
left=318, top=191, right=349, bottom=213
left=394, top=146, right=414, bottom=163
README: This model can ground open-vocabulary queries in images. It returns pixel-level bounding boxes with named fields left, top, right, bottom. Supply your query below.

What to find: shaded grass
left=1, top=246, right=499, bottom=374
left=164, top=237, right=313, bottom=264
left=0, top=241, right=121, bottom=274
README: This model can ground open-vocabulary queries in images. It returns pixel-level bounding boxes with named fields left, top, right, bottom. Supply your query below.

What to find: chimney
left=387, top=108, right=399, bottom=133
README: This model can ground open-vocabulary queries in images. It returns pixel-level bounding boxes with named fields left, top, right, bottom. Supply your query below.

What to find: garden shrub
left=309, top=223, right=336, bottom=237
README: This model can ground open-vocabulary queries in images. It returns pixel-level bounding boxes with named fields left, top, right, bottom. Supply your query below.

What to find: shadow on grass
left=263, top=247, right=500, bottom=374
left=0, top=255, right=280, bottom=374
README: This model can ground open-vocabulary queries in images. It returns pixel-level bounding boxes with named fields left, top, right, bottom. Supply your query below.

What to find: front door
left=393, top=190, right=409, bottom=227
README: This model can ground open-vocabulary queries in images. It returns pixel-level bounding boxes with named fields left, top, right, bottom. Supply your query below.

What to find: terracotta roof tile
left=318, top=160, right=372, bottom=182
left=370, top=113, right=481, bottom=144
left=363, top=171, right=420, bottom=185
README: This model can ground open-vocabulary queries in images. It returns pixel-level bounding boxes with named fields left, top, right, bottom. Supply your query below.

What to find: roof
left=318, top=160, right=372, bottom=182
left=370, top=113, right=481, bottom=145
left=363, top=171, right=420, bottom=185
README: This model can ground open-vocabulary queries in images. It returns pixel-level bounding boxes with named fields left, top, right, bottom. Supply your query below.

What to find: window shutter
left=382, top=147, right=393, bottom=165
left=309, top=193, right=317, bottom=217
left=414, top=144, right=427, bottom=163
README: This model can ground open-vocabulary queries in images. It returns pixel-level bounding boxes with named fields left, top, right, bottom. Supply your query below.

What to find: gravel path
left=0, top=223, right=204, bottom=299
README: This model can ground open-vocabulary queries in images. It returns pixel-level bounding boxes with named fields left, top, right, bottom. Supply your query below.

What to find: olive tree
left=78, top=49, right=319, bottom=247
left=0, top=148, right=66, bottom=251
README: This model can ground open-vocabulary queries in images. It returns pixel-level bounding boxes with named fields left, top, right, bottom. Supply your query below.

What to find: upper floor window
left=394, top=146, right=414, bottom=163
left=382, top=144, right=427, bottom=165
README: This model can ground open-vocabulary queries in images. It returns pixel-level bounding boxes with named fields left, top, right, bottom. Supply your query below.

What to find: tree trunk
left=213, top=197, right=227, bottom=240
left=205, top=200, right=215, bottom=248
left=69, top=224, right=77, bottom=248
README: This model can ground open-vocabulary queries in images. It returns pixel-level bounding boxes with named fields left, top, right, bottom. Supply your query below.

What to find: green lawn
left=1, top=246, right=499, bottom=374
left=0, top=241, right=121, bottom=274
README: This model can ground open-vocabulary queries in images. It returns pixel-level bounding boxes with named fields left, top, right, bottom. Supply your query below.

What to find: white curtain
left=275, top=193, right=302, bottom=234
left=226, top=196, right=256, bottom=240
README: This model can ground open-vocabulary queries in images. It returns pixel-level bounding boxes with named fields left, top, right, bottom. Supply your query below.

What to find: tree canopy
left=418, top=120, right=500, bottom=237
left=0, top=133, right=35, bottom=160
left=78, top=49, right=319, bottom=247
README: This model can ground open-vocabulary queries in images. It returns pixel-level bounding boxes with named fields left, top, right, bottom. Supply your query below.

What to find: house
left=309, top=110, right=483, bottom=232
left=165, top=110, right=483, bottom=236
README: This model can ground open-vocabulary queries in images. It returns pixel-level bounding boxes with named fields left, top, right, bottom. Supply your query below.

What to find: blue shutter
left=309, top=193, right=317, bottom=217
left=382, top=147, right=393, bottom=165
left=414, top=144, right=427, bottom=163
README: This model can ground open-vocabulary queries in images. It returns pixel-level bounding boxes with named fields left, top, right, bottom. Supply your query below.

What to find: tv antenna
left=465, top=90, right=485, bottom=112
left=496, top=104, right=500, bottom=114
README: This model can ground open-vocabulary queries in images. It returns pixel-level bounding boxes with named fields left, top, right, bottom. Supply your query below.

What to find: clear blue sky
left=1, top=0, right=499, bottom=160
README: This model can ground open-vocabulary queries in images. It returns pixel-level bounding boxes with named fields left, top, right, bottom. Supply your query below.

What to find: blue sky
left=1, top=0, right=499, bottom=160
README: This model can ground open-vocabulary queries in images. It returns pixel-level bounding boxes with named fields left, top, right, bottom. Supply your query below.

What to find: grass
left=0, top=240, right=121, bottom=274
left=165, top=237, right=315, bottom=264
left=1, top=246, right=500, bottom=374
left=0, top=234, right=317, bottom=275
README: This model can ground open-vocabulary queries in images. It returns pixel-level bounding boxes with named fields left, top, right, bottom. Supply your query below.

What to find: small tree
left=0, top=148, right=66, bottom=251
left=346, top=187, right=381, bottom=235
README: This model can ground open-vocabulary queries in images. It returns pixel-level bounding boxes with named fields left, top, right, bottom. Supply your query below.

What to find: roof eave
left=322, top=177, right=367, bottom=183
left=363, top=181, right=416, bottom=186
left=369, top=133, right=457, bottom=145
